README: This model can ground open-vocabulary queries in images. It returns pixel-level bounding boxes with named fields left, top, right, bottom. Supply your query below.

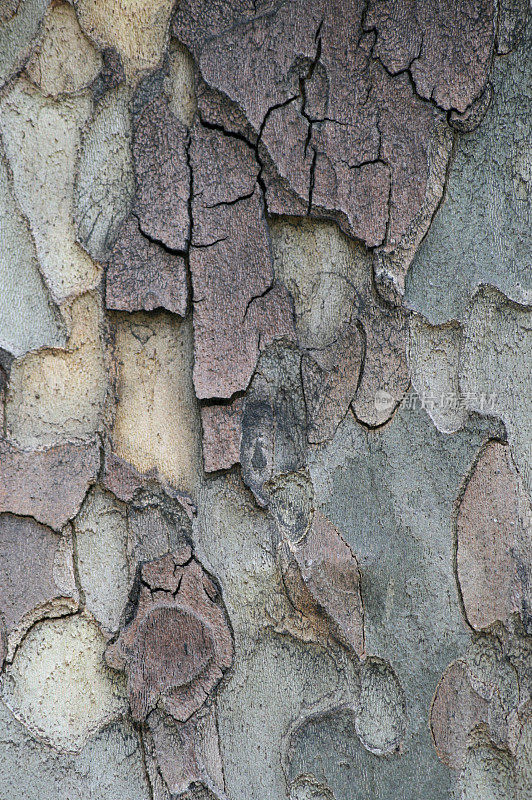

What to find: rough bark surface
left=0, top=2, right=530, bottom=799
left=106, top=215, right=188, bottom=315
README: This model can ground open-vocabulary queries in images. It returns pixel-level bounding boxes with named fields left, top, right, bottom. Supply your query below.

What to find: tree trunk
left=0, top=2, right=530, bottom=799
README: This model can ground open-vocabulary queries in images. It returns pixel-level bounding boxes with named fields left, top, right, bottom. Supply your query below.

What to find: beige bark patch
left=270, top=219, right=360, bottom=351
left=0, top=0, right=48, bottom=90
left=0, top=77, right=100, bottom=303
left=0, top=140, right=65, bottom=358
left=25, top=2, right=102, bottom=97
left=408, top=314, right=467, bottom=434
left=164, top=39, right=197, bottom=127
left=73, top=487, right=130, bottom=633
left=74, top=0, right=175, bottom=79
left=456, top=441, right=532, bottom=631
left=1, top=614, right=127, bottom=752
left=5, top=292, right=108, bottom=448
left=112, top=312, right=202, bottom=495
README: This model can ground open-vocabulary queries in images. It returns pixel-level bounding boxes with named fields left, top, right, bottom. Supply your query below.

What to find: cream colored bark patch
left=270, top=218, right=360, bottom=351
left=75, top=0, right=175, bottom=79
left=0, top=0, right=48, bottom=90
left=1, top=614, right=127, bottom=752
left=112, top=313, right=202, bottom=495
left=0, top=77, right=99, bottom=303
left=5, top=292, right=108, bottom=448
left=408, top=314, right=467, bottom=434
left=164, top=39, right=197, bottom=127
left=73, top=487, right=130, bottom=633
left=0, top=140, right=65, bottom=357
left=25, top=2, right=102, bottom=97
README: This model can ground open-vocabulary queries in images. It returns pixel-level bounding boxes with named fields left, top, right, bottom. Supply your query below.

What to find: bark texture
left=0, top=2, right=530, bottom=799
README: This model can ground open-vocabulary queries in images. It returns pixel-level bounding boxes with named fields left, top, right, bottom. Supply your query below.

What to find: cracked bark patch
left=190, top=121, right=295, bottom=400
left=106, top=215, right=188, bottom=315
left=172, top=0, right=493, bottom=258
left=106, top=553, right=233, bottom=723
left=102, top=449, right=196, bottom=518
left=132, top=93, right=191, bottom=252
left=365, top=0, right=495, bottom=113
left=0, top=1, right=528, bottom=796
left=0, top=513, right=79, bottom=660
left=0, top=438, right=100, bottom=530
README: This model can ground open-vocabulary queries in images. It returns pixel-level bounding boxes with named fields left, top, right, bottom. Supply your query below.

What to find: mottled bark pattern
left=0, top=2, right=529, bottom=799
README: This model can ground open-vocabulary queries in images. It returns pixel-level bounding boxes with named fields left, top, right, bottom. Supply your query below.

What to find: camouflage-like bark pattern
left=0, top=2, right=530, bottom=798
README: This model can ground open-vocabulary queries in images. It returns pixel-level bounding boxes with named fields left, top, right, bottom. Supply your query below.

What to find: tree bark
left=0, top=2, right=530, bottom=798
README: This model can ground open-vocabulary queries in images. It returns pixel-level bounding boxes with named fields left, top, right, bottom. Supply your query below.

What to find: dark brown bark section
left=132, top=95, right=190, bottom=252
left=0, top=439, right=100, bottom=530
left=106, top=216, right=188, bottom=315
